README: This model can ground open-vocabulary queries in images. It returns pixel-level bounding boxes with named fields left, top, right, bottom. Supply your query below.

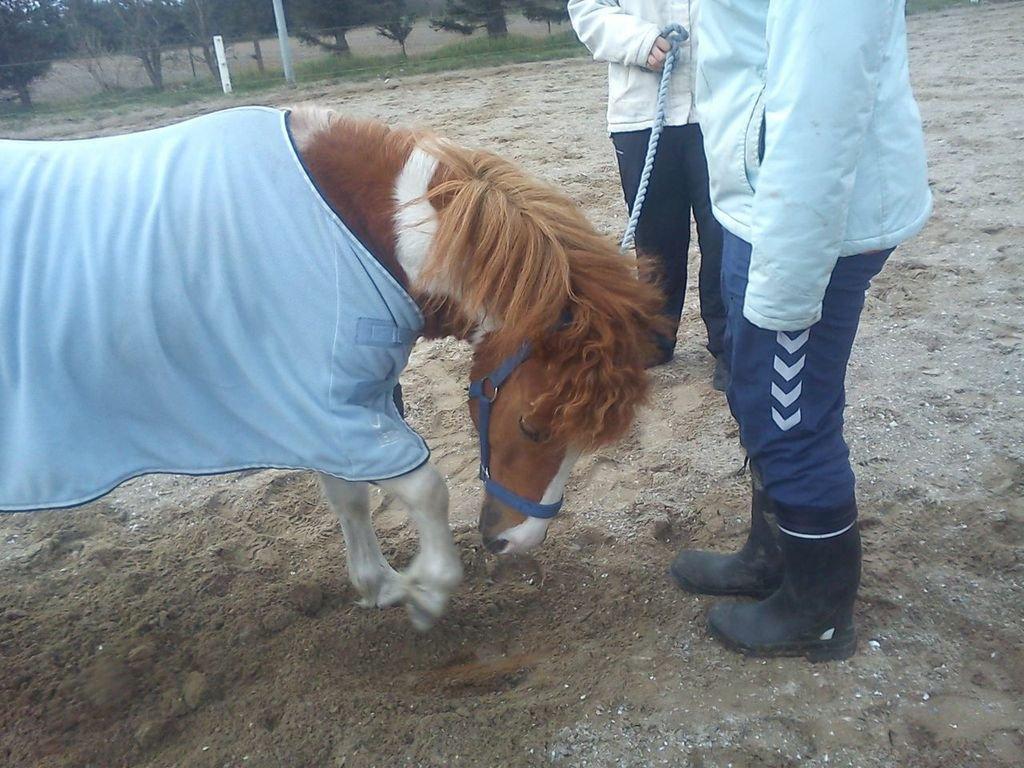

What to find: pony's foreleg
left=373, top=462, right=463, bottom=630
left=319, top=474, right=400, bottom=609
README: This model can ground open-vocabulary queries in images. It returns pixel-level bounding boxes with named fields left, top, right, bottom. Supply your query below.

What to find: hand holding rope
left=620, top=23, right=690, bottom=253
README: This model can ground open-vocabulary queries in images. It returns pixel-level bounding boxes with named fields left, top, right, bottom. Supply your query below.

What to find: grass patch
left=230, top=32, right=586, bottom=93
left=1, top=32, right=587, bottom=126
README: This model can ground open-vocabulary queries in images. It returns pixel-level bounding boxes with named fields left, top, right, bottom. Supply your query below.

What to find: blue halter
left=468, top=342, right=564, bottom=520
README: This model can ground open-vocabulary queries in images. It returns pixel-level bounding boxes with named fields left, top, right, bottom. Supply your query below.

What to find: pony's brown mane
left=296, top=110, right=416, bottom=284
left=422, top=141, right=665, bottom=449
left=300, top=110, right=663, bottom=448
left=535, top=246, right=666, bottom=449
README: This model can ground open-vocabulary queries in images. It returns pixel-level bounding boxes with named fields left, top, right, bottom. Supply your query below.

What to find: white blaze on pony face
left=394, top=146, right=440, bottom=288
left=495, top=449, right=581, bottom=555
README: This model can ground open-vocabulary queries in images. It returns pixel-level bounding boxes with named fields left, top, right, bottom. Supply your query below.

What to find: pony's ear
left=419, top=146, right=571, bottom=355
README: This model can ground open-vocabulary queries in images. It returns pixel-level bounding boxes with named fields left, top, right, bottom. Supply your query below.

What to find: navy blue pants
left=722, top=231, right=891, bottom=536
left=613, top=124, right=726, bottom=358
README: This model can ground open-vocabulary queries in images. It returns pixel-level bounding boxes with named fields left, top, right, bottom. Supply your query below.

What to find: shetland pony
left=0, top=106, right=661, bottom=630
left=291, top=105, right=663, bottom=626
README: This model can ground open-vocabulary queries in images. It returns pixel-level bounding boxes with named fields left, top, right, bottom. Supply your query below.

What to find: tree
left=181, top=0, right=222, bottom=81
left=110, top=0, right=187, bottom=91
left=0, top=0, right=66, bottom=108
left=217, top=0, right=275, bottom=73
left=291, top=0, right=371, bottom=57
left=521, top=0, right=567, bottom=34
left=65, top=0, right=126, bottom=92
left=376, top=0, right=415, bottom=58
left=431, top=0, right=511, bottom=38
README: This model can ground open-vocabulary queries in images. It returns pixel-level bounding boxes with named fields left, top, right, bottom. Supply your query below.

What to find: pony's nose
left=482, top=536, right=508, bottom=554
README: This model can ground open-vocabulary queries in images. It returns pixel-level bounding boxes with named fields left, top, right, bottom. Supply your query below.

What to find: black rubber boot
left=645, top=343, right=675, bottom=369
left=707, top=521, right=861, bottom=662
left=670, top=477, right=783, bottom=598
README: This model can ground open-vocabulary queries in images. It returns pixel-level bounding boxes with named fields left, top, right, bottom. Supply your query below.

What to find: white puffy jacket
left=568, top=0, right=698, bottom=132
left=697, top=0, right=933, bottom=331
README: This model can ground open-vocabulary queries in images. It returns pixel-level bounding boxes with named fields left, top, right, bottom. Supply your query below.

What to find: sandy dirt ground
left=2, top=3, right=1023, bottom=767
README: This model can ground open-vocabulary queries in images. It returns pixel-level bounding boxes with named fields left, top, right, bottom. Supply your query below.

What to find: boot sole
left=669, top=563, right=779, bottom=599
left=707, top=621, right=858, bottom=662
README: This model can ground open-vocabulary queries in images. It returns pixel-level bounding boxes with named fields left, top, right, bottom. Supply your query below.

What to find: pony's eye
left=518, top=416, right=547, bottom=443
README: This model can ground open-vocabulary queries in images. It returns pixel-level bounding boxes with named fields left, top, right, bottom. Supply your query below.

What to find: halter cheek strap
left=468, top=341, right=564, bottom=520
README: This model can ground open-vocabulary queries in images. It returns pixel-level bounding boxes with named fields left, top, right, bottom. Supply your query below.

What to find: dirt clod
left=289, top=582, right=324, bottom=616
left=650, top=518, right=674, bottom=541
left=261, top=605, right=297, bottom=633
left=182, top=671, right=210, bottom=710
left=134, top=717, right=171, bottom=749
left=82, top=657, right=135, bottom=712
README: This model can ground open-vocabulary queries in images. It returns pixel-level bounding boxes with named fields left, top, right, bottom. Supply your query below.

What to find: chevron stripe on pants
left=721, top=231, right=892, bottom=536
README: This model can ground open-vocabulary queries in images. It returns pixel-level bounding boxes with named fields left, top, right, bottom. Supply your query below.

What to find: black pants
left=613, top=123, right=726, bottom=358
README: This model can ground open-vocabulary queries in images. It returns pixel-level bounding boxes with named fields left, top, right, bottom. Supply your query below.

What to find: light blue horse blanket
left=0, top=107, right=428, bottom=512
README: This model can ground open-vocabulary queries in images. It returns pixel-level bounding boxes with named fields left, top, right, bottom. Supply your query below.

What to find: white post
left=271, top=0, right=296, bottom=87
left=213, top=35, right=232, bottom=94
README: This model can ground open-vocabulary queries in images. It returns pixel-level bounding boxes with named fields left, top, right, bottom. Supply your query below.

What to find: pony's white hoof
left=373, top=559, right=461, bottom=629
left=349, top=560, right=401, bottom=608
left=408, top=582, right=451, bottom=626
left=408, top=601, right=440, bottom=631
left=375, top=575, right=408, bottom=608
left=402, top=584, right=451, bottom=631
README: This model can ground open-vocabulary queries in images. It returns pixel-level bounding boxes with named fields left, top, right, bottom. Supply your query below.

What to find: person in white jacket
left=568, top=0, right=728, bottom=386
left=670, top=1, right=932, bottom=661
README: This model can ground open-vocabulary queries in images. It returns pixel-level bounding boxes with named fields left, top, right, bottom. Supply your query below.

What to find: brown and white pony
left=290, top=106, right=662, bottom=628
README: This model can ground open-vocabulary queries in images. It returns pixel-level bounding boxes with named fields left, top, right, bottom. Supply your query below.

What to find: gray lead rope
left=620, top=23, right=690, bottom=252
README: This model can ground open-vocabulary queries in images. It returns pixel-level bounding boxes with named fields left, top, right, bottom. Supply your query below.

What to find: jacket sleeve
left=744, top=1, right=895, bottom=332
left=568, top=0, right=662, bottom=68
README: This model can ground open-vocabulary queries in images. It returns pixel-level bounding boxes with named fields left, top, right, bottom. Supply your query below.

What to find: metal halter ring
left=480, top=379, right=499, bottom=403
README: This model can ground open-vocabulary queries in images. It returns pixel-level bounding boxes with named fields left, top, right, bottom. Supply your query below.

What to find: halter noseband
left=468, top=341, right=564, bottom=520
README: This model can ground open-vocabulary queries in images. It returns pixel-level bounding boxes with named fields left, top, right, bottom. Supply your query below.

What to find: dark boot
left=670, top=477, right=783, bottom=598
left=707, top=520, right=861, bottom=662
left=645, top=334, right=676, bottom=368
left=645, top=347, right=675, bottom=368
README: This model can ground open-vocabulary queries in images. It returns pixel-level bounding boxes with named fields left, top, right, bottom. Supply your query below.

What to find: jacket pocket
left=744, top=86, right=766, bottom=192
